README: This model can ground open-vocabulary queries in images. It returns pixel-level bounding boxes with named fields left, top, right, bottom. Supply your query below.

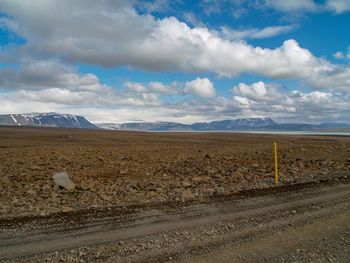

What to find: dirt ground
left=0, top=126, right=350, bottom=262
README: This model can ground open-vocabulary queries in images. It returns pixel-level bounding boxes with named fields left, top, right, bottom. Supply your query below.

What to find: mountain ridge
left=97, top=118, right=350, bottom=131
left=1, top=113, right=349, bottom=131
left=0, top=112, right=99, bottom=129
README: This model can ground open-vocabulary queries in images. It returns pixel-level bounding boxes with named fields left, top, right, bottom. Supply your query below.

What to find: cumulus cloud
left=0, top=59, right=112, bottom=92
left=0, top=1, right=332, bottom=78
left=230, top=81, right=283, bottom=101
left=0, top=0, right=349, bottom=90
left=0, top=0, right=349, bottom=123
left=307, top=63, right=350, bottom=91
left=333, top=51, right=345, bottom=59
left=0, top=59, right=165, bottom=108
left=124, top=82, right=148, bottom=92
left=1, top=77, right=350, bottom=124
left=229, top=81, right=350, bottom=123
left=0, top=59, right=218, bottom=113
left=184, top=78, right=216, bottom=98
left=326, top=0, right=350, bottom=14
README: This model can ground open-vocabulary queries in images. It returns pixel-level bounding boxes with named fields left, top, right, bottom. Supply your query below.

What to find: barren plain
left=0, top=126, right=349, bottom=262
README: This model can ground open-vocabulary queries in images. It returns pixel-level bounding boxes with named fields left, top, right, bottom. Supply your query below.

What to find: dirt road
left=1, top=178, right=349, bottom=262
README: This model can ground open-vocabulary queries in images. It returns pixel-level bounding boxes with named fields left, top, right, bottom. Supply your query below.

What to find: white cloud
left=261, top=0, right=350, bottom=14
left=221, top=25, right=294, bottom=40
left=230, top=81, right=282, bottom=101
left=263, top=0, right=317, bottom=12
left=1, top=78, right=350, bottom=124
left=307, top=63, right=350, bottom=91
left=182, top=12, right=205, bottom=27
left=184, top=78, right=216, bottom=98
left=326, top=0, right=350, bottom=14
left=0, top=59, right=112, bottom=92
left=0, top=59, right=165, bottom=108
left=0, top=0, right=349, bottom=89
left=0, top=0, right=349, bottom=124
left=11, top=87, right=163, bottom=108
left=333, top=51, right=345, bottom=59
left=148, top=81, right=177, bottom=94
left=229, top=81, right=350, bottom=123
left=137, top=0, right=171, bottom=13
left=124, top=82, right=148, bottom=92
left=0, top=2, right=325, bottom=78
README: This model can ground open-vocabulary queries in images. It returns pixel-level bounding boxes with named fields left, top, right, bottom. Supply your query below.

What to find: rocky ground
left=1, top=179, right=349, bottom=262
left=0, top=126, right=350, bottom=218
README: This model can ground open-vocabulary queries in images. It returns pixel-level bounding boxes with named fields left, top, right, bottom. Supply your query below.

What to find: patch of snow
left=10, top=114, right=17, bottom=124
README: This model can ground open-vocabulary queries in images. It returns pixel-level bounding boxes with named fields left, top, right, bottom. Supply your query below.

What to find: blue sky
left=0, top=0, right=349, bottom=124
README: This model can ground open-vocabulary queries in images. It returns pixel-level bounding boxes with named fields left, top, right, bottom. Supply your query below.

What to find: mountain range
left=98, top=118, right=350, bottom=131
left=0, top=113, right=349, bottom=131
left=0, top=113, right=99, bottom=129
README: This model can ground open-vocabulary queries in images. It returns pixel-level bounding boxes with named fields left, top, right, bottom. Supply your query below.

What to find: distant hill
left=192, top=118, right=276, bottom=130
left=98, top=118, right=278, bottom=131
left=2, top=114, right=348, bottom=131
left=0, top=113, right=99, bottom=129
left=97, top=118, right=350, bottom=131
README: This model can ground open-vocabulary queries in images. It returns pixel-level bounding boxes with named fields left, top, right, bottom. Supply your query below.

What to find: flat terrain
left=0, top=126, right=350, bottom=262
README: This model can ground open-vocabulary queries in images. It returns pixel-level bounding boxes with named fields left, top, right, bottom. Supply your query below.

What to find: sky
left=0, top=0, right=349, bottom=124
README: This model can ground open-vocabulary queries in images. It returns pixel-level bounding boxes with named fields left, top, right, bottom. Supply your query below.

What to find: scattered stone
left=182, top=181, right=192, bottom=188
left=191, top=176, right=204, bottom=183
left=252, top=163, right=259, bottom=168
left=213, top=174, right=223, bottom=179
left=30, top=166, right=41, bottom=171
left=215, top=187, right=225, bottom=194
left=52, top=172, right=76, bottom=191
left=148, top=191, right=158, bottom=198
left=0, top=176, right=11, bottom=186
left=245, top=175, right=254, bottom=181
left=155, top=187, right=164, bottom=194
left=62, top=207, right=73, bottom=213
left=58, top=155, right=70, bottom=163
left=80, top=180, right=94, bottom=190
left=27, top=189, right=37, bottom=196
left=100, top=194, right=112, bottom=201
left=42, top=184, right=51, bottom=192
left=40, top=210, right=47, bottom=216
left=181, top=189, right=193, bottom=201
left=282, top=153, right=290, bottom=160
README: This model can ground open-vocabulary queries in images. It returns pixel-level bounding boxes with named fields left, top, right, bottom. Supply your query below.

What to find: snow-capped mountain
left=192, top=118, right=276, bottom=130
left=0, top=113, right=99, bottom=129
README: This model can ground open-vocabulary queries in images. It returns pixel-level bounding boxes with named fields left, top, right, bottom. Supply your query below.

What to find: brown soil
left=0, top=126, right=349, bottom=218
left=0, top=126, right=350, bottom=262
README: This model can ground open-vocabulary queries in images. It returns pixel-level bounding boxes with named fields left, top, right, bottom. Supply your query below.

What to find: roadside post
left=274, top=142, right=278, bottom=184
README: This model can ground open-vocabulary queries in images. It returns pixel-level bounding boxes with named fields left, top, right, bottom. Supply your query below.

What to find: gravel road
left=1, top=178, right=349, bottom=263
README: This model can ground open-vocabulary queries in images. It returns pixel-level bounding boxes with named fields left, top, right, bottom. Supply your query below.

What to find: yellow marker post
left=274, top=142, right=278, bottom=184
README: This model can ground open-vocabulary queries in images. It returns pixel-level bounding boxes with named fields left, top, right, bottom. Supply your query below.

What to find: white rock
left=52, top=172, right=76, bottom=191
